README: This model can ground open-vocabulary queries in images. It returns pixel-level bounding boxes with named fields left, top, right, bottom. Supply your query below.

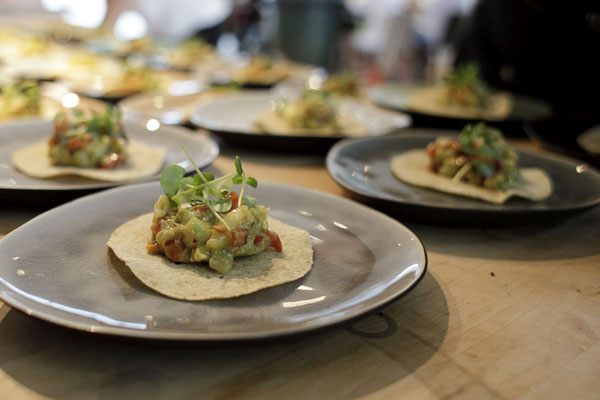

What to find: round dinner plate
left=119, top=87, right=227, bottom=126
left=326, top=131, right=600, bottom=226
left=368, top=83, right=551, bottom=123
left=0, top=182, right=426, bottom=341
left=190, top=92, right=411, bottom=151
left=0, top=119, right=219, bottom=201
left=62, top=69, right=192, bottom=102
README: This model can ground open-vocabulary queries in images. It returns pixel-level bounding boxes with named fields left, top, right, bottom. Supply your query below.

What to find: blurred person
left=454, top=0, right=600, bottom=123
left=346, top=0, right=466, bottom=81
left=105, top=0, right=232, bottom=41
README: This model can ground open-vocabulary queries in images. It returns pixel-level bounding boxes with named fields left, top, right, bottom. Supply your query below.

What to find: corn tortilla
left=255, top=110, right=367, bottom=137
left=12, top=141, right=165, bottom=182
left=390, top=150, right=552, bottom=204
left=406, top=86, right=512, bottom=121
left=107, top=213, right=313, bottom=300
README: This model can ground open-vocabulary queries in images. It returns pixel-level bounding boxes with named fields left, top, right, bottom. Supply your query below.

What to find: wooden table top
left=0, top=137, right=599, bottom=400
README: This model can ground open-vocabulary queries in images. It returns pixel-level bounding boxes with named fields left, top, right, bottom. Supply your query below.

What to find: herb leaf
left=246, top=177, right=258, bottom=188
left=160, top=165, right=186, bottom=196
left=212, top=197, right=232, bottom=213
left=232, top=175, right=243, bottom=185
left=234, top=156, right=243, bottom=175
left=158, top=151, right=259, bottom=231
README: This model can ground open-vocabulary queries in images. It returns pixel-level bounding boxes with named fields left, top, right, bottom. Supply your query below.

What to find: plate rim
left=326, top=132, right=600, bottom=215
left=0, top=118, right=220, bottom=192
left=0, top=181, right=428, bottom=341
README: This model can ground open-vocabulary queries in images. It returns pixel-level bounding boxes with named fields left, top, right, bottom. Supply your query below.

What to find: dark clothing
left=455, top=0, right=600, bottom=119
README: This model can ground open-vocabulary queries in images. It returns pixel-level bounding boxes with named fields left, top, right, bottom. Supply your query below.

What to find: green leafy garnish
left=457, top=122, right=520, bottom=188
left=159, top=149, right=258, bottom=231
left=444, top=62, right=488, bottom=107
left=160, top=165, right=186, bottom=197
left=63, top=105, right=124, bottom=140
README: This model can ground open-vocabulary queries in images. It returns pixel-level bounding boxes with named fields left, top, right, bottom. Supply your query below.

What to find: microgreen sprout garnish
left=159, top=148, right=258, bottom=231
left=444, top=62, right=488, bottom=107
left=453, top=122, right=520, bottom=189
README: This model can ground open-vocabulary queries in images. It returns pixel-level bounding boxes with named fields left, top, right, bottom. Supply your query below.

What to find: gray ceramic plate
left=368, top=83, right=551, bottom=122
left=190, top=92, right=411, bottom=152
left=0, top=182, right=427, bottom=341
left=327, top=131, right=600, bottom=225
left=0, top=119, right=219, bottom=195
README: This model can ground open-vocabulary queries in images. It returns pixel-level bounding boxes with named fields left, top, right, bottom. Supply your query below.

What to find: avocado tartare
left=48, top=106, right=127, bottom=169
left=146, top=155, right=281, bottom=274
left=426, top=123, right=519, bottom=190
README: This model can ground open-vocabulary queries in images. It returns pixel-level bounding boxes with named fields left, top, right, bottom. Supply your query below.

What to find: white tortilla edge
left=390, top=150, right=552, bottom=204
left=12, top=140, right=166, bottom=182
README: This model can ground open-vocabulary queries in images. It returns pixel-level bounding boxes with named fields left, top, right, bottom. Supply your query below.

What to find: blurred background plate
left=326, top=130, right=600, bottom=226
left=0, top=119, right=219, bottom=205
left=190, top=92, right=411, bottom=152
left=119, top=87, right=233, bottom=126
left=368, top=83, right=552, bottom=136
left=0, top=181, right=427, bottom=341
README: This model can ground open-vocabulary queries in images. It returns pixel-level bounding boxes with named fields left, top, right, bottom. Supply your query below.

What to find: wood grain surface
left=0, top=137, right=598, bottom=400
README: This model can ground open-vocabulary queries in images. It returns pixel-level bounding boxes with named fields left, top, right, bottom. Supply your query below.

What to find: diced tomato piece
left=231, top=229, right=248, bottom=247
left=254, top=235, right=264, bottom=246
left=426, top=145, right=436, bottom=158
left=212, top=225, right=228, bottom=234
left=265, top=231, right=282, bottom=252
left=67, top=137, right=79, bottom=151
left=226, top=191, right=241, bottom=210
left=54, top=118, right=68, bottom=134
left=150, top=216, right=168, bottom=234
left=150, top=222, right=161, bottom=234
left=446, top=139, right=461, bottom=152
left=67, top=135, right=92, bottom=152
left=145, top=242, right=161, bottom=254
left=192, top=205, right=208, bottom=213
left=48, top=134, right=59, bottom=146
left=164, top=236, right=185, bottom=261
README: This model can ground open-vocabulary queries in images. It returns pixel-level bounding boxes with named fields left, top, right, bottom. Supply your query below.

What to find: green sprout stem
left=238, top=172, right=246, bottom=208
left=180, top=145, right=232, bottom=230
left=182, top=146, right=209, bottom=183
left=452, top=162, right=472, bottom=184
left=202, top=189, right=231, bottom=231
left=180, top=173, right=236, bottom=197
left=167, top=148, right=255, bottom=232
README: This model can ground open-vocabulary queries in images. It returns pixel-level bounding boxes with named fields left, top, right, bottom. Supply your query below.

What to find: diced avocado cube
left=209, top=251, right=233, bottom=274
left=184, top=217, right=211, bottom=247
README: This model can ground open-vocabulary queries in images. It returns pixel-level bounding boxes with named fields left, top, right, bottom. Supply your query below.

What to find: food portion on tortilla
left=0, top=79, right=41, bottom=120
left=406, top=63, right=512, bottom=120
left=255, top=89, right=367, bottom=137
left=230, top=55, right=289, bottom=86
left=107, top=156, right=313, bottom=300
left=12, top=106, right=165, bottom=181
left=64, top=56, right=188, bottom=98
left=390, top=123, right=552, bottom=204
left=168, top=37, right=218, bottom=69
left=321, top=72, right=359, bottom=97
